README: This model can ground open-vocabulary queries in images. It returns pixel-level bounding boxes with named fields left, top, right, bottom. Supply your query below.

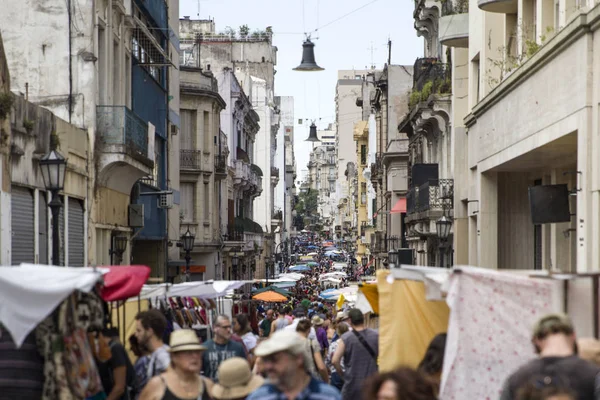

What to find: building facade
left=335, top=70, right=372, bottom=246
left=354, top=121, right=369, bottom=264
left=307, top=145, right=337, bottom=232
left=180, top=18, right=279, bottom=278
left=1, top=0, right=181, bottom=276
left=179, top=67, right=226, bottom=280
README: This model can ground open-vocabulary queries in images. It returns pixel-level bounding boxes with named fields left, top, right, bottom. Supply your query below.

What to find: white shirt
left=283, top=318, right=317, bottom=341
left=241, top=331, right=258, bottom=351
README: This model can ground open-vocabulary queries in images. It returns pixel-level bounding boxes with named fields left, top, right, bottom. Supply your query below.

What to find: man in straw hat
left=139, top=329, right=213, bottom=400
left=246, top=330, right=340, bottom=400
left=211, top=357, right=264, bottom=400
left=499, top=313, right=600, bottom=400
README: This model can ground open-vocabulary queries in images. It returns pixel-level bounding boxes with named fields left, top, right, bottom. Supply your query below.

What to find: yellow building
left=354, top=121, right=369, bottom=265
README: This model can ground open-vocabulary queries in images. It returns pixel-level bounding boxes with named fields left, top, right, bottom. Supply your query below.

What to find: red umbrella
left=100, top=265, right=151, bottom=302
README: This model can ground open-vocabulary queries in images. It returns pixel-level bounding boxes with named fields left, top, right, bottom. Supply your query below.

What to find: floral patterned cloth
left=440, top=268, right=559, bottom=400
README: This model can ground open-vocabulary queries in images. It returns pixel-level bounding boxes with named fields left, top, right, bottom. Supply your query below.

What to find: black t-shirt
left=97, top=340, right=135, bottom=400
left=500, top=355, right=600, bottom=400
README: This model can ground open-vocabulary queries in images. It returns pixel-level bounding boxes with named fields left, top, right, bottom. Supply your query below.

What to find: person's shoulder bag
left=351, top=329, right=377, bottom=361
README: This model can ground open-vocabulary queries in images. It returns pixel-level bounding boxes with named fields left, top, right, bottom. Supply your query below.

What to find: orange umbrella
left=252, top=290, right=288, bottom=302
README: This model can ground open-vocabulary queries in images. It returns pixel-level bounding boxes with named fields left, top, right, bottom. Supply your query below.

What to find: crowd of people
left=88, top=235, right=600, bottom=399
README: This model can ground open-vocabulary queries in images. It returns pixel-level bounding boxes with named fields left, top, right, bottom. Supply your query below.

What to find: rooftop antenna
left=388, top=38, right=392, bottom=65
left=369, top=42, right=376, bottom=69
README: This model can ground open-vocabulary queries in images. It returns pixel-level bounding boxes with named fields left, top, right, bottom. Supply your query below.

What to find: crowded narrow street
left=2, top=0, right=600, bottom=399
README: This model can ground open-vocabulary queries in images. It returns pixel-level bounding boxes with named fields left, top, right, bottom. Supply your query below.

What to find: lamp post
left=181, top=228, right=195, bottom=281
left=110, top=235, right=128, bottom=265
left=39, top=148, right=67, bottom=266
left=231, top=254, right=239, bottom=280
left=436, top=215, right=452, bottom=268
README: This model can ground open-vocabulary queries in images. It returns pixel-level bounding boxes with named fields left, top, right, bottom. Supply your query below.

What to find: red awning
left=390, top=198, right=407, bottom=214
left=101, top=266, right=151, bottom=302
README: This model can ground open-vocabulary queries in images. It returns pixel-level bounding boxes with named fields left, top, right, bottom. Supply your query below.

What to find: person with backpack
left=97, top=328, right=136, bottom=400
left=332, top=308, right=379, bottom=400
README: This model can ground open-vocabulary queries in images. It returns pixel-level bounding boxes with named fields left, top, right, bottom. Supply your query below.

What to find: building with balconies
left=360, top=65, right=413, bottom=269
left=354, top=121, right=370, bottom=264
left=307, top=145, right=337, bottom=233
left=0, top=0, right=181, bottom=275
left=178, top=66, right=226, bottom=281
left=275, top=96, right=295, bottom=257
left=180, top=18, right=279, bottom=280
left=454, top=0, right=599, bottom=273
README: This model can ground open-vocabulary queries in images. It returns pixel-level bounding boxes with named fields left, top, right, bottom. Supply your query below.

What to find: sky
left=179, top=0, right=422, bottom=177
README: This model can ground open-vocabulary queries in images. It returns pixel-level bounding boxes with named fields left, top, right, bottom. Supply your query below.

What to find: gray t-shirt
left=341, top=329, right=378, bottom=400
left=147, top=344, right=170, bottom=378
left=201, top=339, right=246, bottom=382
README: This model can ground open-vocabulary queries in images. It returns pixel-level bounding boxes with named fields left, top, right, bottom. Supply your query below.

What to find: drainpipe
left=67, top=0, right=73, bottom=123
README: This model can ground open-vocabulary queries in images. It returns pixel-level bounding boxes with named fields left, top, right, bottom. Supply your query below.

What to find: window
left=329, top=182, right=335, bottom=192
left=203, top=111, right=210, bottom=151
left=98, top=25, right=107, bottom=104
left=360, top=145, right=367, bottom=165
left=361, top=183, right=367, bottom=204
left=181, top=183, right=195, bottom=222
left=180, top=110, right=197, bottom=150
left=533, top=179, right=542, bottom=270
left=113, top=41, right=120, bottom=104
left=203, top=183, right=210, bottom=222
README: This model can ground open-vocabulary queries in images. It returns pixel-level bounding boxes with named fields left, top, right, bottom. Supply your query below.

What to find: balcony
left=226, top=217, right=264, bottom=245
left=214, top=154, right=227, bottom=180
left=407, top=179, right=454, bottom=215
left=439, top=13, right=469, bottom=48
left=370, top=232, right=400, bottom=254
left=180, top=149, right=203, bottom=172
left=271, top=166, right=280, bottom=185
left=233, top=160, right=250, bottom=188
left=409, top=59, right=452, bottom=109
left=328, top=172, right=336, bottom=181
left=96, top=105, right=154, bottom=192
left=477, top=0, right=517, bottom=13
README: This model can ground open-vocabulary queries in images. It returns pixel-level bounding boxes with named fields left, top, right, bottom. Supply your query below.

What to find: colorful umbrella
left=252, top=291, right=288, bottom=302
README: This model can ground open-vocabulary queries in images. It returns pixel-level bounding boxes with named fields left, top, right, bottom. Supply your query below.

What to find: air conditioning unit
left=170, top=124, right=178, bottom=136
left=158, top=192, right=174, bottom=209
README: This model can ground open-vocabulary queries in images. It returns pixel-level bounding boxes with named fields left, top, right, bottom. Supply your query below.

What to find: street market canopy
left=136, top=280, right=251, bottom=300
left=289, top=265, right=311, bottom=272
left=253, top=290, right=288, bottom=302
left=0, top=264, right=106, bottom=348
left=253, top=285, right=291, bottom=297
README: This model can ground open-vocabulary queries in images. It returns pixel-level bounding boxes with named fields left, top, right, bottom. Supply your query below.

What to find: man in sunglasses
left=201, top=315, right=246, bottom=382
left=500, top=313, right=600, bottom=400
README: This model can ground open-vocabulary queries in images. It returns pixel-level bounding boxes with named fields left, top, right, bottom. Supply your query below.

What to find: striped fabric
left=0, top=325, right=44, bottom=400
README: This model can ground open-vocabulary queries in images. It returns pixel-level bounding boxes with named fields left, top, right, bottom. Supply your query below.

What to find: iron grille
left=180, top=150, right=202, bottom=170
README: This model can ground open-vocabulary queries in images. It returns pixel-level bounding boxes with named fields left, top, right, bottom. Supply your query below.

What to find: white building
left=275, top=96, right=296, bottom=252
left=318, top=124, right=336, bottom=145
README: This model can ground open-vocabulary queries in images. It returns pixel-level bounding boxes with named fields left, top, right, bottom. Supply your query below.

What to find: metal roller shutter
left=39, top=192, right=48, bottom=265
left=11, top=186, right=34, bottom=265
left=68, top=198, right=85, bottom=267
left=59, top=198, right=65, bottom=266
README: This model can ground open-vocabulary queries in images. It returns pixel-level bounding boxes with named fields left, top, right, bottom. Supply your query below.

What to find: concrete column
left=537, top=0, right=555, bottom=42
left=478, top=171, right=498, bottom=269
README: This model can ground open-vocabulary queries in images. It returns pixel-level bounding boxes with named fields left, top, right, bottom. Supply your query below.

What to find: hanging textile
left=440, top=267, right=560, bottom=400
left=377, top=270, right=449, bottom=372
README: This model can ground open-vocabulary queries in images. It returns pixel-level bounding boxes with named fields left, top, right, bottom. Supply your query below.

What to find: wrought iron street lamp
left=181, top=228, right=195, bottom=281
left=110, top=234, right=128, bottom=265
left=436, top=215, right=452, bottom=268
left=231, top=254, right=239, bottom=280
left=39, top=148, right=67, bottom=266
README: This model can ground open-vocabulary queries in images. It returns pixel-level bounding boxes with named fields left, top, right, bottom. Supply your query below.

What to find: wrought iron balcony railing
left=413, top=58, right=452, bottom=94
left=271, top=166, right=280, bottom=177
left=96, top=106, right=149, bottom=161
left=407, top=179, right=454, bottom=214
left=180, top=149, right=202, bottom=170
left=215, top=154, right=227, bottom=174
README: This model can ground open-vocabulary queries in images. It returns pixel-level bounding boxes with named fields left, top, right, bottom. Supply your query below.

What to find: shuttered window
left=68, top=198, right=85, bottom=267
left=180, top=110, right=196, bottom=150
left=59, top=197, right=65, bottom=266
left=180, top=183, right=195, bottom=222
left=39, top=192, right=48, bottom=265
left=11, top=186, right=35, bottom=265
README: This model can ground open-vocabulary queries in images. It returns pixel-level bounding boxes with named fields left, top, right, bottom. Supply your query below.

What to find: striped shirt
left=247, top=377, right=341, bottom=400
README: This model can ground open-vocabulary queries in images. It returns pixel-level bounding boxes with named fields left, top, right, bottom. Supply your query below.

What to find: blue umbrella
left=289, top=265, right=311, bottom=272
left=306, top=245, right=318, bottom=249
